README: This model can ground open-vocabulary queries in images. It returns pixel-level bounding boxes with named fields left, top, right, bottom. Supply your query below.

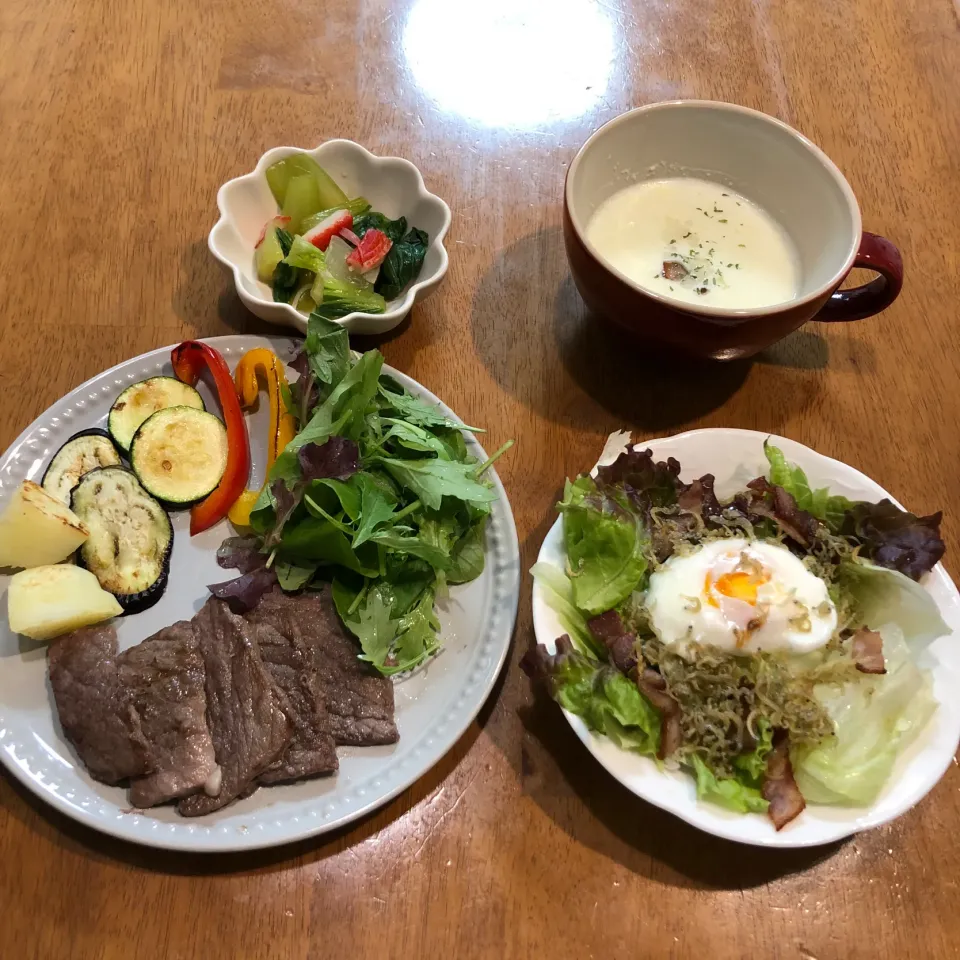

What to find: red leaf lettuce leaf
left=842, top=500, right=944, bottom=581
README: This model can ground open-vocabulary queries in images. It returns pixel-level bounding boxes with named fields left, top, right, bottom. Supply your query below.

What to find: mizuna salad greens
left=523, top=436, right=948, bottom=829
left=211, top=315, right=511, bottom=676
left=255, top=152, right=429, bottom=320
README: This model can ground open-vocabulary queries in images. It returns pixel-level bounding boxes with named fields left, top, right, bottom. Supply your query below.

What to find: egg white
left=646, top=538, right=837, bottom=657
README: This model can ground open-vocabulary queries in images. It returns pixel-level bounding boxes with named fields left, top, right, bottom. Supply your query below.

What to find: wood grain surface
left=2, top=0, right=959, bottom=957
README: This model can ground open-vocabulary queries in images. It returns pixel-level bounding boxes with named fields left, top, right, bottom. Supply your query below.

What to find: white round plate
left=532, top=428, right=960, bottom=848
left=0, top=335, right=520, bottom=852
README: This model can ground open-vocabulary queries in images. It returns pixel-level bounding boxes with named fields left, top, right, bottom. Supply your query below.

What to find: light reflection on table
left=402, top=0, right=617, bottom=128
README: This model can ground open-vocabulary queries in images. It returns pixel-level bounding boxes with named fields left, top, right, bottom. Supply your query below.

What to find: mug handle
left=816, top=232, right=903, bottom=322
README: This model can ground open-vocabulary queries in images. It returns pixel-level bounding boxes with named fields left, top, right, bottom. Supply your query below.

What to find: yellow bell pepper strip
left=171, top=341, right=251, bottom=536
left=227, top=348, right=297, bottom=527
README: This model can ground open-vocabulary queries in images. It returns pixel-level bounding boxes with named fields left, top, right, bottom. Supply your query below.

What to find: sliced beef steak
left=119, top=621, right=218, bottom=808
left=254, top=622, right=338, bottom=785
left=178, top=599, right=292, bottom=817
left=48, top=625, right=151, bottom=784
left=247, top=588, right=398, bottom=746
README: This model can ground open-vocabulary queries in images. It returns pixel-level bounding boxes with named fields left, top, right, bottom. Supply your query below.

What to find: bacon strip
left=762, top=734, right=806, bottom=830
left=636, top=669, right=683, bottom=760
left=746, top=477, right=821, bottom=548
left=587, top=610, right=638, bottom=675
left=851, top=627, right=886, bottom=674
left=662, top=260, right=688, bottom=281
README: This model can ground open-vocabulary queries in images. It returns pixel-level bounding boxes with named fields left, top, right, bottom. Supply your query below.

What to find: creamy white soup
left=585, top=178, right=800, bottom=309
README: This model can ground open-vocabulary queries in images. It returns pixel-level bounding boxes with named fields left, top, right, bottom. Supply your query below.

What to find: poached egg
left=646, top=538, right=837, bottom=657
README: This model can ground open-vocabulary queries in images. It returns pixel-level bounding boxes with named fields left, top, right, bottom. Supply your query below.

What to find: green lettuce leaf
left=351, top=473, right=399, bottom=547
left=764, top=444, right=945, bottom=579
left=381, top=555, right=435, bottom=617
left=446, top=521, right=485, bottom=584
left=380, top=417, right=451, bottom=458
left=530, top=561, right=602, bottom=659
left=732, top=718, right=774, bottom=781
left=334, top=578, right=439, bottom=675
left=274, top=559, right=316, bottom=591
left=393, top=589, right=441, bottom=666
left=278, top=516, right=379, bottom=576
left=371, top=528, right=451, bottom=569
left=274, top=350, right=381, bottom=465
left=527, top=642, right=660, bottom=757
left=690, top=755, right=769, bottom=813
left=379, top=456, right=497, bottom=511
left=378, top=381, right=482, bottom=433
left=313, top=477, right=361, bottom=522
left=558, top=476, right=648, bottom=616
left=764, top=441, right=852, bottom=530
left=304, top=313, right=350, bottom=386
left=338, top=582, right=400, bottom=669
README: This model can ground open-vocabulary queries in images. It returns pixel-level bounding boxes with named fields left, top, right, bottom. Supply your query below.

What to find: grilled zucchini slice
left=70, top=466, right=173, bottom=613
left=108, top=377, right=204, bottom=452
left=41, top=428, right=123, bottom=504
left=129, top=407, right=228, bottom=504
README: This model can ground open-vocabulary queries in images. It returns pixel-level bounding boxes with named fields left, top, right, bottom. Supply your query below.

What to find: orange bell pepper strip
left=171, top=341, right=252, bottom=536
left=227, top=348, right=297, bottom=527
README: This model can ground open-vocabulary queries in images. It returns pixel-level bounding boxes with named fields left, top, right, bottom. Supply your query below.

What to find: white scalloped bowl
left=532, top=429, right=960, bottom=848
left=208, top=141, right=451, bottom=336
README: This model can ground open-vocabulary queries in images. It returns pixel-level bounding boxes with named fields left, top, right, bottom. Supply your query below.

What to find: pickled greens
left=256, top=153, right=430, bottom=316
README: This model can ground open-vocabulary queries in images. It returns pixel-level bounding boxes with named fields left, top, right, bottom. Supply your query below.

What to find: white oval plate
left=532, top=428, right=960, bottom=848
left=0, top=335, right=520, bottom=852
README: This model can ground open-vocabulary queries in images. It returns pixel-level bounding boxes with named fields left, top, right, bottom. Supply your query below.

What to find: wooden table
left=2, top=0, right=959, bottom=956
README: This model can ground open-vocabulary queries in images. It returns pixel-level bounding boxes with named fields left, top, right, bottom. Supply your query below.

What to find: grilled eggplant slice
left=70, top=466, right=173, bottom=613
left=130, top=406, right=228, bottom=504
left=108, top=377, right=205, bottom=452
left=41, top=428, right=123, bottom=504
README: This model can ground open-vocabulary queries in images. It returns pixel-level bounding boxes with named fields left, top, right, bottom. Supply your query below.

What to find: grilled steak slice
left=247, top=588, right=398, bottom=746
left=120, top=621, right=218, bottom=807
left=178, top=599, right=292, bottom=816
left=48, top=625, right=151, bottom=784
left=255, top=622, right=338, bottom=785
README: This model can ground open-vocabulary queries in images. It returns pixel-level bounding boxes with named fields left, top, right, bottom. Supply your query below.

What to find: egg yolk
left=704, top=568, right=770, bottom=607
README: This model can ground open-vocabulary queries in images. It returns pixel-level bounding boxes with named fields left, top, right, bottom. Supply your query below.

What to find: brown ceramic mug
left=563, top=101, right=903, bottom=360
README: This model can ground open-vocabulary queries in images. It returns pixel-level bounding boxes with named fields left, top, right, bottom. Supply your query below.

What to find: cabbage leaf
left=835, top=559, right=950, bottom=648
left=792, top=627, right=937, bottom=805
